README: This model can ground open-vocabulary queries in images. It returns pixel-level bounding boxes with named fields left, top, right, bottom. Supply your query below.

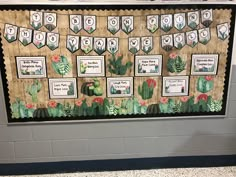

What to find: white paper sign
left=187, top=11, right=199, bottom=29
left=16, top=56, right=47, bottom=78
left=46, top=32, right=59, bottom=51
left=83, top=15, right=96, bottom=34
left=77, top=56, right=105, bottom=77
left=163, top=76, right=189, bottom=97
left=30, top=11, right=43, bottom=30
left=174, top=13, right=186, bottom=31
left=107, top=77, right=133, bottom=97
left=4, top=24, right=18, bottom=43
left=33, top=30, right=46, bottom=49
left=191, top=54, right=219, bottom=75
left=107, top=37, right=119, bottom=54
left=70, top=15, right=82, bottom=33
left=49, top=78, right=77, bottom=99
left=121, top=16, right=134, bottom=34
left=81, top=36, right=93, bottom=54
left=135, top=55, right=162, bottom=76
left=129, top=37, right=140, bottom=54
left=66, top=35, right=80, bottom=53
left=19, top=27, right=33, bottom=46
left=146, top=15, right=159, bottom=33
left=108, top=16, right=120, bottom=34
left=44, top=12, right=57, bottom=31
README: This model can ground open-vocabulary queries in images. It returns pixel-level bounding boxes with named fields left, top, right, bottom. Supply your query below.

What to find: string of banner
left=3, top=10, right=230, bottom=54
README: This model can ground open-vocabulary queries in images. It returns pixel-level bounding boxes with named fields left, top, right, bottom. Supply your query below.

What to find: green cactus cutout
left=167, top=54, right=186, bottom=73
left=26, top=80, right=42, bottom=103
left=11, top=98, right=35, bottom=118
left=138, top=79, right=156, bottom=100
left=51, top=55, right=71, bottom=76
left=197, top=76, right=214, bottom=93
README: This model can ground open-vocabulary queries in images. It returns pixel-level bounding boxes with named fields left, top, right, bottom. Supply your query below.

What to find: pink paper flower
left=48, top=100, right=57, bottom=108
left=26, top=103, right=34, bottom=109
left=169, top=53, right=177, bottom=59
left=205, top=76, right=213, bottom=81
left=139, top=100, right=146, bottom=106
left=51, top=55, right=60, bottom=63
left=160, top=97, right=169, bottom=104
left=180, top=96, right=189, bottom=103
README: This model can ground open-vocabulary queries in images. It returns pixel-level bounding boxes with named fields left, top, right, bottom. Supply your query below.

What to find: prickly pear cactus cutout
left=51, top=55, right=71, bottom=76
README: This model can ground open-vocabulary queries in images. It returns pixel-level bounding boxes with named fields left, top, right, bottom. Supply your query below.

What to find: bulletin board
left=0, top=5, right=234, bottom=123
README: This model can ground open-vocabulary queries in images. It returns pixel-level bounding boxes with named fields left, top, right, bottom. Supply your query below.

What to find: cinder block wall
left=1, top=20, right=236, bottom=165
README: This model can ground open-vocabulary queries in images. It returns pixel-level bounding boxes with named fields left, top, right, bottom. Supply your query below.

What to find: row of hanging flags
left=3, top=9, right=230, bottom=54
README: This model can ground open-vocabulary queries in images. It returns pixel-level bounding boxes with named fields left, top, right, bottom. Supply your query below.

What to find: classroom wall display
left=0, top=6, right=234, bottom=122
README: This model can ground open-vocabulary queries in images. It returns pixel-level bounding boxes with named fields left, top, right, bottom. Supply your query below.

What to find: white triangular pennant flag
left=161, top=14, right=173, bottom=32
left=161, top=34, right=173, bottom=51
left=30, top=11, right=43, bottom=30
left=173, top=33, right=185, bottom=49
left=107, top=38, right=119, bottom=54
left=46, top=32, right=59, bottom=50
left=129, top=37, right=140, bottom=54
left=174, top=13, right=186, bottom=31
left=83, top=15, right=96, bottom=34
left=33, top=30, right=46, bottom=49
left=4, top=24, right=18, bottom=43
left=186, top=30, right=198, bottom=48
left=81, top=36, right=93, bottom=54
left=187, top=11, right=199, bottom=29
left=44, top=12, right=57, bottom=31
left=69, top=15, right=82, bottom=34
left=67, top=35, right=80, bottom=53
left=19, top=27, right=33, bottom=46
left=217, top=23, right=230, bottom=41
left=147, top=15, right=159, bottom=33
left=201, top=9, right=213, bottom=27
left=94, top=37, right=106, bottom=55
left=108, top=16, right=120, bottom=34
left=141, top=37, right=153, bottom=54
left=198, top=28, right=211, bottom=45
left=121, top=16, right=134, bottom=34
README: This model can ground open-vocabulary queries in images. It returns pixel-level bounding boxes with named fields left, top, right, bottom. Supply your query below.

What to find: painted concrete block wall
left=0, top=19, right=236, bottom=165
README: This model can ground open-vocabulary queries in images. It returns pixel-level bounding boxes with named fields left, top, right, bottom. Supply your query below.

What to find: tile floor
left=1, top=166, right=236, bottom=177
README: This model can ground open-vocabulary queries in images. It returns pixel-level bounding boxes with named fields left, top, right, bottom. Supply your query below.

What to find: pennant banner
left=107, top=37, right=119, bottom=54
left=67, top=35, right=80, bottom=53
left=129, top=37, right=140, bottom=54
left=94, top=37, right=106, bottom=55
left=46, top=32, right=59, bottom=50
left=173, top=33, right=185, bottom=49
left=44, top=12, right=57, bottom=31
left=122, top=16, right=134, bottom=34
left=84, top=15, right=96, bottom=34
left=4, top=24, right=18, bottom=43
left=146, top=15, right=159, bottom=33
left=187, top=11, right=199, bottom=29
left=33, top=30, right=46, bottom=49
left=198, top=28, right=211, bottom=45
left=201, top=9, right=213, bottom=27
left=108, top=16, right=120, bottom=35
left=30, top=11, right=43, bottom=30
left=19, top=27, right=33, bottom=46
left=174, top=13, right=186, bottom=31
left=161, top=34, right=173, bottom=51
left=186, top=30, right=198, bottom=47
left=81, top=36, right=93, bottom=54
left=141, top=36, right=153, bottom=54
left=217, top=23, right=229, bottom=40
left=69, top=15, right=82, bottom=33
left=161, top=14, right=173, bottom=32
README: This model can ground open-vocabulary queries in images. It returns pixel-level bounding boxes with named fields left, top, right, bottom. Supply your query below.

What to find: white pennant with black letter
left=83, top=15, right=96, bottom=34
left=4, top=24, right=18, bottom=43
left=121, top=16, right=134, bottom=34
left=146, top=15, right=159, bottom=33
left=46, top=32, right=59, bottom=50
left=19, top=27, right=33, bottom=46
left=161, top=34, right=173, bottom=51
left=161, top=14, right=172, bottom=32
left=187, top=11, right=199, bottom=29
left=44, top=12, right=57, bottom=31
left=69, top=15, right=82, bottom=33
left=30, top=11, right=43, bottom=30
left=198, top=28, right=211, bottom=45
left=81, top=36, right=93, bottom=54
left=108, top=16, right=120, bottom=35
left=107, top=38, right=119, bottom=54
left=33, top=30, right=46, bottom=49
left=94, top=37, right=106, bottom=55
left=141, top=37, right=153, bottom=54
left=186, top=30, right=198, bottom=48
left=201, top=9, right=213, bottom=27
left=67, top=35, right=80, bottom=53
left=174, top=33, right=185, bottom=49
left=129, top=37, right=140, bottom=54
left=174, top=13, right=186, bottom=31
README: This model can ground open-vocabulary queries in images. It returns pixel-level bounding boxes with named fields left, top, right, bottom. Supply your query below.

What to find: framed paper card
left=16, top=56, right=47, bottom=78
left=191, top=54, right=219, bottom=75
left=49, top=78, right=77, bottom=99
left=162, top=76, right=189, bottom=97
left=77, top=56, right=105, bottom=77
left=135, top=55, right=162, bottom=76
left=107, top=77, right=133, bottom=97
